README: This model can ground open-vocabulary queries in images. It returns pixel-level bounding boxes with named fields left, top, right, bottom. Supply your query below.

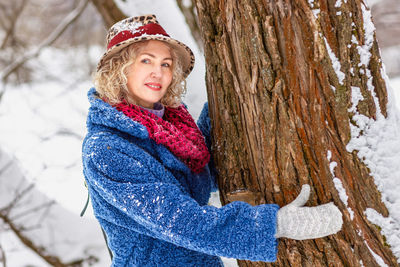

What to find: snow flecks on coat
left=82, top=88, right=279, bottom=266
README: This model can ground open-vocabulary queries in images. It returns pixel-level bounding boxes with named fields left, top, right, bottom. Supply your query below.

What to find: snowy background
left=0, top=0, right=399, bottom=266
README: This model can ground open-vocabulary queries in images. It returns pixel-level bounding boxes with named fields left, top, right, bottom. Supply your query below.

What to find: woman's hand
left=275, top=184, right=343, bottom=240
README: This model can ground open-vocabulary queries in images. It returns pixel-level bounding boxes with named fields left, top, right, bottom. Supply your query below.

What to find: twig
left=0, top=0, right=28, bottom=49
left=9, top=200, right=55, bottom=222
left=0, top=151, right=98, bottom=266
left=0, top=243, right=6, bottom=267
left=0, top=209, right=98, bottom=266
left=0, top=160, right=13, bottom=176
left=0, top=184, right=35, bottom=216
left=0, top=211, right=68, bottom=266
left=0, top=198, right=97, bottom=266
left=0, top=0, right=89, bottom=82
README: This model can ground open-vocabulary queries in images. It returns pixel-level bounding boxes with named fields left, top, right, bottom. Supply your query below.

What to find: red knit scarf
left=114, top=101, right=210, bottom=173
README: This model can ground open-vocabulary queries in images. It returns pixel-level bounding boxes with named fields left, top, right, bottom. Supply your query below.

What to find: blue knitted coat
left=82, top=88, right=280, bottom=266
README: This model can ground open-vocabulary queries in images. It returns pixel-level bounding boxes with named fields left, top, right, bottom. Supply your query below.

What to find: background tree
left=193, top=0, right=398, bottom=266
left=0, top=0, right=102, bottom=90
left=0, top=0, right=89, bottom=84
left=90, top=0, right=127, bottom=28
left=175, top=0, right=203, bottom=52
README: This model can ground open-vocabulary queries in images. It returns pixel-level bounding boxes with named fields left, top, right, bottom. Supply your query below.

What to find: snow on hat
left=97, top=14, right=195, bottom=77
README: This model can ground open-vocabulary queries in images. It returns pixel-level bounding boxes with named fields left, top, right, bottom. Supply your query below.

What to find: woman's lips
left=145, top=83, right=162, bottom=91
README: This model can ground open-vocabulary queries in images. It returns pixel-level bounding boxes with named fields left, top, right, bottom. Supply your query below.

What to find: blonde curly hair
left=94, top=40, right=187, bottom=108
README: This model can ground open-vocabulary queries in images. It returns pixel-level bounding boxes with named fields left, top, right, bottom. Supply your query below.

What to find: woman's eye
left=141, top=59, right=150, bottom=64
left=162, top=63, right=171, bottom=68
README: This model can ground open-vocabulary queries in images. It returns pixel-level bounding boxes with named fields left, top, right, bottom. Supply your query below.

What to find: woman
left=82, top=14, right=343, bottom=266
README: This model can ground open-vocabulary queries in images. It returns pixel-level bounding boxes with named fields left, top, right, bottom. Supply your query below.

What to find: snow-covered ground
left=0, top=0, right=399, bottom=266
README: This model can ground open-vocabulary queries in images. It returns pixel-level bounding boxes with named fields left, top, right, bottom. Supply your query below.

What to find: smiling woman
left=93, top=39, right=187, bottom=108
left=82, top=14, right=342, bottom=267
left=126, top=41, right=173, bottom=108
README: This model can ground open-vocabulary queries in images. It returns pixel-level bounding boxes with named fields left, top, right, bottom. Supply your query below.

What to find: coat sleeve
left=197, top=102, right=218, bottom=191
left=83, top=134, right=279, bottom=262
left=197, top=102, right=212, bottom=152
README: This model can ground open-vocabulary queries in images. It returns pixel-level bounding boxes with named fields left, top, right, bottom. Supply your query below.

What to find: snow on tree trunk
left=194, top=0, right=398, bottom=266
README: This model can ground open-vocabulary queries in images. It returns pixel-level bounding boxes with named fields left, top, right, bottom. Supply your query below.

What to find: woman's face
left=127, top=40, right=173, bottom=108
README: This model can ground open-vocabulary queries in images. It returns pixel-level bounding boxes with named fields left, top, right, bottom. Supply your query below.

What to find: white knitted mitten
left=275, top=184, right=343, bottom=240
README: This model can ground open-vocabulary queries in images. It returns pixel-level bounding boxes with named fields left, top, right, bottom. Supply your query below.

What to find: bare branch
left=0, top=0, right=28, bottom=49
left=0, top=243, right=6, bottom=267
left=0, top=0, right=90, bottom=82
left=0, top=191, right=97, bottom=267
left=0, top=160, right=13, bottom=176
left=0, top=184, right=35, bottom=216
left=0, top=210, right=68, bottom=267
left=0, top=149, right=99, bottom=266
left=10, top=200, right=55, bottom=222
left=176, top=0, right=203, bottom=52
left=40, top=128, right=84, bottom=142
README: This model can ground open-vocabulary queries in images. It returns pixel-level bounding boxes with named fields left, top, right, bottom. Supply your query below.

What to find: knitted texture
left=275, top=185, right=343, bottom=240
left=82, top=88, right=280, bottom=266
left=114, top=100, right=210, bottom=173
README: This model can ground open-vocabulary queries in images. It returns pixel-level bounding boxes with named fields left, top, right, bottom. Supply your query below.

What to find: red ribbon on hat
left=107, top=23, right=170, bottom=50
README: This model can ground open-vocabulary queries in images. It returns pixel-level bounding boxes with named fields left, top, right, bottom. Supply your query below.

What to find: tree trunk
left=176, top=0, right=203, bottom=52
left=194, top=0, right=398, bottom=266
left=90, top=0, right=126, bottom=28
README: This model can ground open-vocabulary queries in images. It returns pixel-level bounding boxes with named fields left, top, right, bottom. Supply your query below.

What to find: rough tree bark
left=194, top=0, right=398, bottom=266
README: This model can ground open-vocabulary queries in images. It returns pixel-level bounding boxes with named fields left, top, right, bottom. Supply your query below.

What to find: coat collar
left=86, top=87, right=149, bottom=139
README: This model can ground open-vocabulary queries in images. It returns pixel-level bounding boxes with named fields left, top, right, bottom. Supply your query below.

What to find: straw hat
left=97, top=14, right=195, bottom=77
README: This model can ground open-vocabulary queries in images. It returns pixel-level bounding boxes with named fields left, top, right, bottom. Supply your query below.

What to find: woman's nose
left=150, top=66, right=162, bottom=78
